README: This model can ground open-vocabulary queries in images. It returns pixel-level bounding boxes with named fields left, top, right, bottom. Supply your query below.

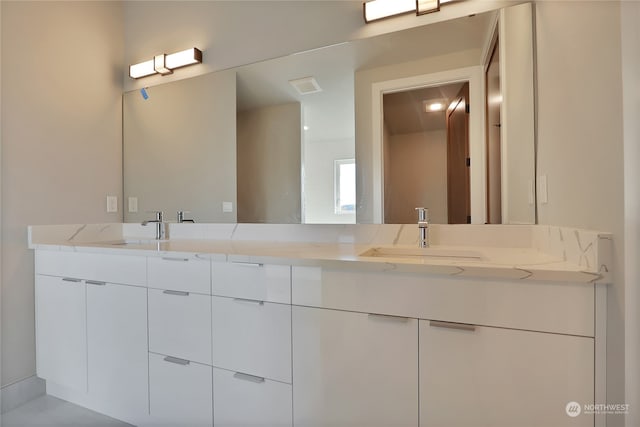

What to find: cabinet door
left=292, top=306, right=418, bottom=427
left=149, top=352, right=213, bottom=427
left=420, top=320, right=594, bottom=427
left=213, top=367, right=292, bottom=427
left=86, top=282, right=148, bottom=424
left=35, top=275, right=87, bottom=392
left=212, top=296, right=291, bottom=383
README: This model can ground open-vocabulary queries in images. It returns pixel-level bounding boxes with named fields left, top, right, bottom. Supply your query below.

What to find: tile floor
left=1, top=395, right=132, bottom=426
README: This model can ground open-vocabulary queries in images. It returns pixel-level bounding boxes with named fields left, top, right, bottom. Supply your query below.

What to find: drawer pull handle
left=163, top=356, right=190, bottom=366
left=161, top=257, right=189, bottom=262
left=368, top=313, right=410, bottom=322
left=233, top=298, right=264, bottom=305
left=430, top=320, right=476, bottom=332
left=163, top=290, right=190, bottom=296
left=233, top=372, right=265, bottom=383
left=86, top=280, right=106, bottom=286
left=231, top=261, right=263, bottom=268
left=61, top=278, right=82, bottom=283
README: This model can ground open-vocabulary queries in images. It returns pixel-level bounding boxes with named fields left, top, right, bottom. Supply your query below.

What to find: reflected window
left=334, top=159, right=356, bottom=214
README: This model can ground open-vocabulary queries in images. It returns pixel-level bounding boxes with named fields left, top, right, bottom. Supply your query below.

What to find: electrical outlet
left=128, top=197, right=138, bottom=213
left=222, top=201, right=233, bottom=213
left=106, top=196, right=118, bottom=213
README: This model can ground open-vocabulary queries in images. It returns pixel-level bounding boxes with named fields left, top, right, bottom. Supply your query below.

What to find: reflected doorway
left=382, top=82, right=471, bottom=224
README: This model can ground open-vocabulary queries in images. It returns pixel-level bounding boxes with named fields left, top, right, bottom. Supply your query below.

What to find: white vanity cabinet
left=35, top=274, right=88, bottom=392
left=292, top=306, right=419, bottom=427
left=420, top=320, right=594, bottom=427
left=211, top=261, right=293, bottom=427
left=34, top=250, right=149, bottom=425
left=147, top=255, right=213, bottom=426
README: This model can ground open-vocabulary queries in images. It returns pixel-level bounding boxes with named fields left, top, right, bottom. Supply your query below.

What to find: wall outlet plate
left=106, top=196, right=118, bottom=213
left=222, top=201, right=233, bottom=213
left=128, top=197, right=138, bottom=213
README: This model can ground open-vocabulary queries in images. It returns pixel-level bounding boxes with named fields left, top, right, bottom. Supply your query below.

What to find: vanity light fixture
left=364, top=0, right=456, bottom=23
left=129, top=47, right=202, bottom=79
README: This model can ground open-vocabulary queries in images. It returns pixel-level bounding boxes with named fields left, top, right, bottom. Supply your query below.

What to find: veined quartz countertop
left=28, top=223, right=613, bottom=284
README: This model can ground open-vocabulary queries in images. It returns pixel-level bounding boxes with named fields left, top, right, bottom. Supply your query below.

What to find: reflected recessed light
left=304, top=126, right=309, bottom=131
left=424, top=100, right=446, bottom=112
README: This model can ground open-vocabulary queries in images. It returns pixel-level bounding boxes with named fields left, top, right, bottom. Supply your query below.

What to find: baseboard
left=0, top=376, right=46, bottom=413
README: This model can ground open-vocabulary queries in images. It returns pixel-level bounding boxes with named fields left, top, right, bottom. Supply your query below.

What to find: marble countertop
left=28, top=222, right=612, bottom=284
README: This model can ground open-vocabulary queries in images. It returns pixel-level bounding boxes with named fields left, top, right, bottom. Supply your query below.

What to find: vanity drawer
left=148, top=288, right=212, bottom=365
left=292, top=266, right=595, bottom=337
left=212, top=261, right=290, bottom=304
left=149, top=352, right=213, bottom=427
left=147, top=255, right=211, bottom=294
left=213, top=367, right=292, bottom=427
left=35, top=250, right=146, bottom=286
left=212, top=296, right=291, bottom=383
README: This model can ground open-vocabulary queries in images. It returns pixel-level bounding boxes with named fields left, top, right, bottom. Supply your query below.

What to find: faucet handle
left=415, top=207, right=428, bottom=222
left=146, top=210, right=164, bottom=221
left=177, top=210, right=192, bottom=223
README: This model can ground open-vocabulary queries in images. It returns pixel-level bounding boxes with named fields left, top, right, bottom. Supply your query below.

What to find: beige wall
left=355, top=49, right=480, bottom=223
left=535, top=2, right=625, bottom=424
left=237, top=103, right=301, bottom=223
left=123, top=70, right=237, bottom=223
left=1, top=1, right=124, bottom=387
left=384, top=131, right=448, bottom=224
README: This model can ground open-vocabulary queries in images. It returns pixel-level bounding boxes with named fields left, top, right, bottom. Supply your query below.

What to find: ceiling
left=383, top=82, right=465, bottom=135
left=235, top=10, right=495, bottom=143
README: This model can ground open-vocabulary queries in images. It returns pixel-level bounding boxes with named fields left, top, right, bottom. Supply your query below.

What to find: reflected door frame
left=371, top=66, right=486, bottom=224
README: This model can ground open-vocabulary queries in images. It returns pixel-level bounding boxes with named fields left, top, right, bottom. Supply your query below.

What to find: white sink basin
left=360, top=246, right=483, bottom=261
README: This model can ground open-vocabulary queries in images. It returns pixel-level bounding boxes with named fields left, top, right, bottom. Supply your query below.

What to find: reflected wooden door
left=486, top=39, right=502, bottom=224
left=446, top=83, right=470, bottom=224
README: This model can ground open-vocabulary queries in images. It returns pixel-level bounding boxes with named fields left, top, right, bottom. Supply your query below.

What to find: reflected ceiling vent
left=289, top=76, right=322, bottom=95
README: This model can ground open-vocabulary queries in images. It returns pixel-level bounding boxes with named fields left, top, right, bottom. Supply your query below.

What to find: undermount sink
left=360, top=246, right=483, bottom=261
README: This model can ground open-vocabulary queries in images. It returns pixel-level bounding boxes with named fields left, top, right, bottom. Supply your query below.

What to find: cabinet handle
left=61, top=278, right=82, bottom=283
left=233, top=372, right=265, bottom=383
left=231, top=261, right=263, bottom=268
left=368, top=313, right=410, bottom=322
left=429, top=320, right=476, bottom=332
left=161, top=257, right=189, bottom=262
left=163, top=290, right=190, bottom=296
left=85, top=280, right=106, bottom=286
left=233, top=298, right=264, bottom=305
left=163, top=356, right=190, bottom=366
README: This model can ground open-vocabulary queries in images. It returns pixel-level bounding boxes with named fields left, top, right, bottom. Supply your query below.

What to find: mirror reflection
left=123, top=4, right=535, bottom=225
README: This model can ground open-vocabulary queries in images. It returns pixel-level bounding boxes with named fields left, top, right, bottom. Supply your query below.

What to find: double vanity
left=28, top=222, right=611, bottom=427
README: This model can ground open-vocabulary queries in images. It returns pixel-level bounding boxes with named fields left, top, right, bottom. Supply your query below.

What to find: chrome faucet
left=142, top=211, right=168, bottom=240
left=415, top=207, right=429, bottom=248
left=177, top=210, right=195, bottom=223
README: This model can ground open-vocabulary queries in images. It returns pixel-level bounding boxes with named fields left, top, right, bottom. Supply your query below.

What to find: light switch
left=539, top=175, right=548, bottom=204
left=222, top=201, right=233, bottom=213
left=128, top=197, right=138, bottom=213
left=106, top=196, right=118, bottom=213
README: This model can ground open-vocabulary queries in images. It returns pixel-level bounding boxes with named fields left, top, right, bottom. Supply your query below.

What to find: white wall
left=535, top=1, right=625, bottom=424
left=304, top=137, right=355, bottom=224
left=1, top=1, right=124, bottom=387
left=621, top=1, right=640, bottom=425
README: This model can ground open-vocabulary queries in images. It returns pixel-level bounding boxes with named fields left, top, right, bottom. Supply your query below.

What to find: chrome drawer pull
left=368, top=313, right=410, bottom=322
left=163, top=290, right=190, bottom=296
left=85, top=280, right=106, bottom=286
left=231, top=261, right=263, bottom=268
left=161, top=257, right=189, bottom=262
left=163, top=356, right=190, bottom=366
left=61, top=278, right=82, bottom=283
left=430, top=320, right=476, bottom=332
left=233, top=372, right=265, bottom=383
left=233, top=298, right=264, bottom=305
